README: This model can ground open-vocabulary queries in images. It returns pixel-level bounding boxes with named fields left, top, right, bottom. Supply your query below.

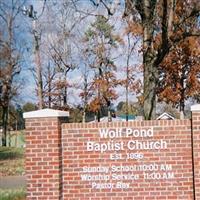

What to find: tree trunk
left=125, top=97, right=128, bottom=121
left=179, top=95, right=185, bottom=119
left=97, top=68, right=101, bottom=122
left=35, top=46, right=43, bottom=109
left=133, top=0, right=158, bottom=120
left=63, top=72, right=68, bottom=107
left=125, top=34, right=130, bottom=122
left=83, top=73, right=88, bottom=123
left=2, top=106, right=8, bottom=146
left=34, top=23, right=43, bottom=109
left=179, top=75, right=185, bottom=119
left=47, top=64, right=52, bottom=108
left=15, top=132, right=18, bottom=147
left=82, top=111, right=86, bottom=123
left=8, top=130, right=11, bottom=147
left=143, top=20, right=157, bottom=120
left=63, top=78, right=67, bottom=107
left=97, top=110, right=101, bottom=122
left=125, top=59, right=129, bottom=121
left=63, top=87, right=67, bottom=106
left=108, top=109, right=112, bottom=122
left=143, top=61, right=158, bottom=120
left=107, top=101, right=112, bottom=122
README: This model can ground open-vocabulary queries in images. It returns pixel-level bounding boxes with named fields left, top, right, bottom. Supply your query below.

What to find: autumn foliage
left=158, top=37, right=200, bottom=111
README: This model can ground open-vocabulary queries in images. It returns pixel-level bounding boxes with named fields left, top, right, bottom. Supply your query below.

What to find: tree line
left=0, top=0, right=199, bottom=146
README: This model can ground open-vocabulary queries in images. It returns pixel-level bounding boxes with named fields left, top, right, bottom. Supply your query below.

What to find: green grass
left=0, top=147, right=24, bottom=160
left=0, top=188, right=26, bottom=200
left=0, top=147, right=24, bottom=176
left=0, top=147, right=26, bottom=199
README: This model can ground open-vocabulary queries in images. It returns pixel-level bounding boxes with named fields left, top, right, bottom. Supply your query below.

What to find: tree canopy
left=0, top=0, right=199, bottom=146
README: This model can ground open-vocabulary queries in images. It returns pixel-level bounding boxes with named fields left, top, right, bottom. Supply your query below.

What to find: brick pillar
left=23, top=109, right=69, bottom=200
left=191, top=104, right=200, bottom=200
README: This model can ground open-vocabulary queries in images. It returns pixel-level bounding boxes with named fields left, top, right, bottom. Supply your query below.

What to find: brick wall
left=24, top=107, right=200, bottom=200
left=25, top=117, right=63, bottom=200
left=191, top=105, right=200, bottom=199
left=62, top=120, right=193, bottom=200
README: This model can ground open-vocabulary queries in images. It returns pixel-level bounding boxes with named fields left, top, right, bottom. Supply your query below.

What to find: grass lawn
left=0, top=188, right=26, bottom=200
left=0, top=147, right=25, bottom=176
left=0, top=147, right=26, bottom=199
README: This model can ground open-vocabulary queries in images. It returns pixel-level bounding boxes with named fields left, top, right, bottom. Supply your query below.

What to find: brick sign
left=24, top=105, right=200, bottom=200
left=62, top=121, right=193, bottom=199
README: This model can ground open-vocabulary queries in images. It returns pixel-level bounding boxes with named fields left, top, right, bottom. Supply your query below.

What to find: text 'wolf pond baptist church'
left=23, top=106, right=200, bottom=199
left=86, top=127, right=168, bottom=153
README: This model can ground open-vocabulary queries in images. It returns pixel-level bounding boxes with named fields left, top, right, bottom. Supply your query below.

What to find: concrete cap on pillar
left=23, top=108, right=70, bottom=119
left=191, top=104, right=200, bottom=112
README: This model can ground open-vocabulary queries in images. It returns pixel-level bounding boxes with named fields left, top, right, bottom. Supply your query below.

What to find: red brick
left=25, top=110, right=200, bottom=199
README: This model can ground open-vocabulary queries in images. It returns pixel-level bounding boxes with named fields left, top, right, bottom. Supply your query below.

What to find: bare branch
left=71, top=0, right=101, bottom=17
left=99, top=0, right=113, bottom=15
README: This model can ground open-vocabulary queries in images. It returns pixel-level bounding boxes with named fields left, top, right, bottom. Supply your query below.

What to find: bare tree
left=78, top=58, right=92, bottom=122
left=0, top=0, right=25, bottom=146
left=50, top=1, right=90, bottom=109
left=120, top=28, right=142, bottom=121
left=23, top=4, right=45, bottom=109
left=42, top=60, right=57, bottom=108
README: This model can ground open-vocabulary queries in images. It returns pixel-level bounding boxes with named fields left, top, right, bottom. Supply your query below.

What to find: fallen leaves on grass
left=0, top=188, right=26, bottom=200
